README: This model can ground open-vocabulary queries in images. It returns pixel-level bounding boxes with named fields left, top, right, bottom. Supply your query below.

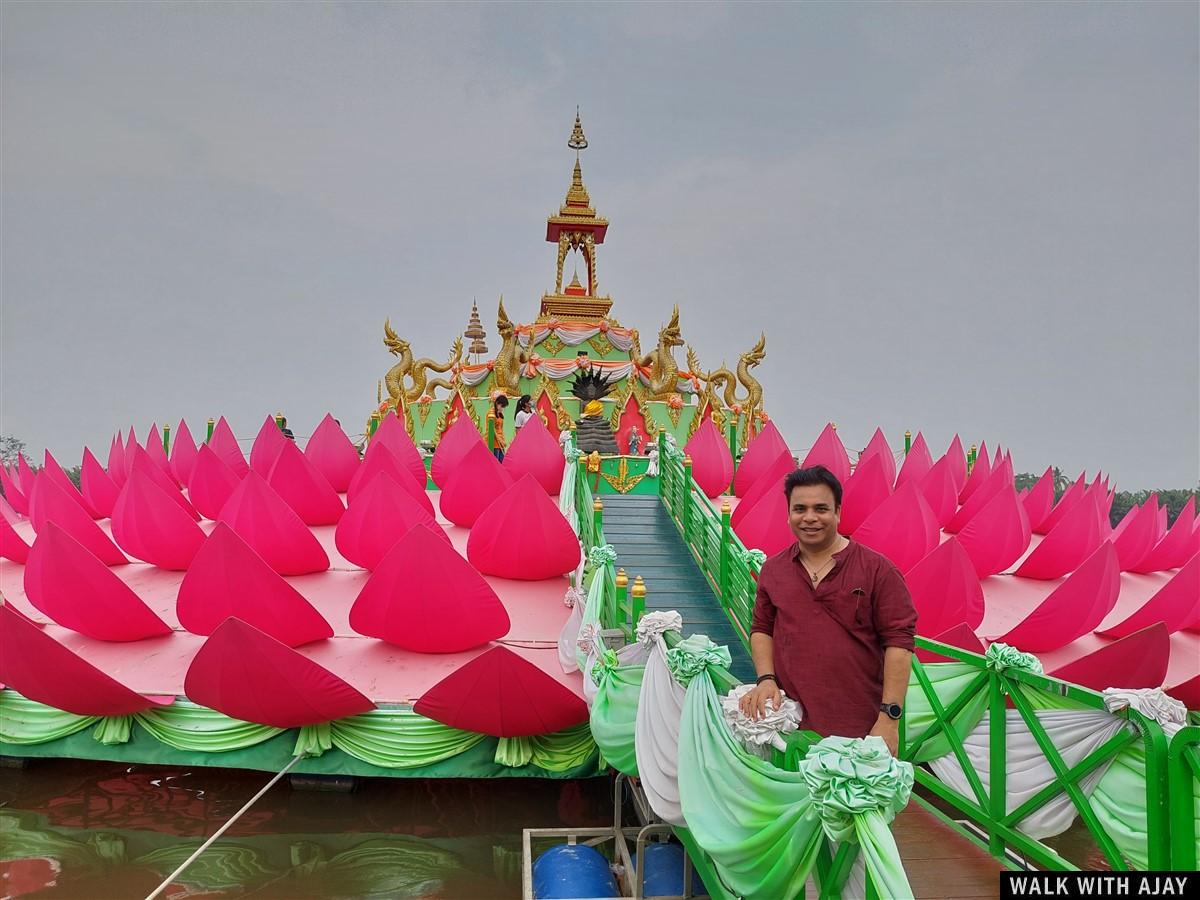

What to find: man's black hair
left=783, top=465, right=843, bottom=508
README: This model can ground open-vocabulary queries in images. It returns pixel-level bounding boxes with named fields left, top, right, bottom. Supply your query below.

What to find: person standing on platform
left=514, top=394, right=534, bottom=430
left=488, top=394, right=510, bottom=462
left=738, top=465, right=916, bottom=755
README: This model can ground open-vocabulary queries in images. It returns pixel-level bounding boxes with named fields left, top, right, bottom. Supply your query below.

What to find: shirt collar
left=791, top=538, right=856, bottom=563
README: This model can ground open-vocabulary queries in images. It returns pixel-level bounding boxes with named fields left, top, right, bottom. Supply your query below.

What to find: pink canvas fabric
left=1112, top=499, right=1162, bottom=572
left=28, top=475, right=128, bottom=566
left=431, top=415, right=485, bottom=489
left=732, top=421, right=789, bottom=498
left=894, top=432, right=933, bottom=488
left=80, top=447, right=120, bottom=519
left=1000, top=542, right=1121, bottom=652
left=732, top=488, right=794, bottom=556
left=0, top=605, right=173, bottom=716
left=800, top=423, right=851, bottom=487
left=24, top=523, right=169, bottom=640
left=837, top=453, right=892, bottom=536
left=368, top=411, right=428, bottom=488
left=414, top=645, right=587, bottom=737
left=107, top=433, right=127, bottom=489
left=216, top=471, right=330, bottom=575
left=130, top=448, right=200, bottom=520
left=852, top=482, right=940, bottom=573
left=1047, top=623, right=1168, bottom=692
left=170, top=420, right=199, bottom=486
left=184, top=618, right=373, bottom=728
left=905, top=537, right=985, bottom=636
left=188, top=444, right=243, bottom=520
left=1097, top=553, right=1199, bottom=638
left=956, top=442, right=991, bottom=505
left=918, top=456, right=959, bottom=528
left=1014, top=492, right=1107, bottom=580
left=731, top=449, right=795, bottom=530
left=1132, top=497, right=1197, bottom=572
left=955, top=488, right=1032, bottom=577
left=1036, top=473, right=1088, bottom=536
left=110, top=469, right=207, bottom=570
left=1165, top=673, right=1200, bottom=711
left=467, top=475, right=581, bottom=581
left=683, top=418, right=734, bottom=499
left=0, top=511, right=30, bottom=563
left=947, top=454, right=1013, bottom=533
left=16, top=454, right=37, bottom=497
left=0, top=463, right=29, bottom=516
left=335, top=471, right=448, bottom=570
left=439, top=441, right=514, bottom=528
left=209, top=416, right=249, bottom=477
left=347, top=444, right=433, bottom=514
left=42, top=450, right=100, bottom=519
left=350, top=524, right=511, bottom=652
left=144, top=424, right=175, bottom=481
left=304, top=414, right=361, bottom=492
left=177, top=522, right=333, bottom=645
left=250, top=415, right=290, bottom=477
left=1022, top=467, right=1056, bottom=533
left=915, top=623, right=986, bottom=665
left=503, top=414, right=566, bottom=496
left=858, top=428, right=897, bottom=488
left=266, top=439, right=345, bottom=526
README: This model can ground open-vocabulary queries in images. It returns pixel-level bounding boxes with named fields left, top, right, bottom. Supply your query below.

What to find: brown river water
left=0, top=759, right=613, bottom=899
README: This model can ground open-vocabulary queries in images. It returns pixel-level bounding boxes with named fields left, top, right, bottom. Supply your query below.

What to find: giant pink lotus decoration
left=1021, top=467, right=1056, bottom=532
left=250, top=415, right=290, bottom=477
left=80, top=447, right=120, bottom=519
left=0, top=463, right=29, bottom=516
left=106, top=433, right=127, bottom=489
left=503, top=414, right=565, bottom=496
left=894, top=432, right=932, bottom=488
left=208, top=416, right=249, bottom=478
left=1132, top=497, right=1196, bottom=572
left=110, top=468, right=207, bottom=570
left=347, top=444, right=433, bottom=515
left=144, top=424, right=175, bottom=482
left=946, top=453, right=1013, bottom=533
left=837, top=453, right=892, bottom=536
left=265, top=439, right=345, bottom=526
left=169, top=419, right=199, bottom=486
left=440, top=441, right=515, bottom=528
left=943, top=435, right=967, bottom=495
left=732, top=421, right=789, bottom=498
left=800, top=423, right=851, bottom=487
left=853, top=482, right=940, bottom=573
left=955, top=487, right=1031, bottom=577
left=217, top=471, right=329, bottom=575
left=1111, top=498, right=1163, bottom=572
left=905, top=537, right=984, bottom=636
left=368, top=411, right=428, bottom=489
left=0, top=511, right=31, bottom=563
left=1014, top=491, right=1106, bottom=580
left=188, top=444, right=242, bottom=520
left=957, top=442, right=991, bottom=505
left=1035, top=473, right=1087, bottom=536
left=732, top=487, right=794, bottom=556
left=28, top=475, right=128, bottom=565
left=731, top=449, right=794, bottom=530
left=304, top=413, right=360, bottom=492
left=1046, top=623, right=1169, bottom=692
left=335, top=471, right=448, bottom=570
left=858, top=428, right=897, bottom=488
left=1097, top=553, right=1199, bottom=638
left=683, top=418, right=733, bottom=499
left=431, top=415, right=484, bottom=489
left=918, top=455, right=959, bottom=528
left=467, top=475, right=580, bottom=580
left=42, top=450, right=99, bottom=519
left=129, top=447, right=199, bottom=520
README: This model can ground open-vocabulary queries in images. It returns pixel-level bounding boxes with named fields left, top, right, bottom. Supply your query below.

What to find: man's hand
left=738, top=681, right=782, bottom=721
left=869, top=713, right=900, bottom=756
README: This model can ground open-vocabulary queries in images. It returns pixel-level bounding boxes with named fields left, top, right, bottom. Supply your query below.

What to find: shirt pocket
left=823, top=588, right=867, bottom=633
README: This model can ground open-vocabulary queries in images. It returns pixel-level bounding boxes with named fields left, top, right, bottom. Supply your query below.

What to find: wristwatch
left=880, top=702, right=903, bottom=720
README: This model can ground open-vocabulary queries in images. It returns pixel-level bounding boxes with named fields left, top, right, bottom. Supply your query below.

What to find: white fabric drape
left=634, top=641, right=689, bottom=826
left=1102, top=688, right=1187, bottom=738
left=721, top=683, right=803, bottom=759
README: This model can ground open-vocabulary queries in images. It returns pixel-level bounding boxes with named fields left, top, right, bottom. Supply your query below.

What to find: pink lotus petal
left=335, top=471, right=448, bottom=570
left=0, top=511, right=31, bottom=563
left=1132, top=497, right=1197, bottom=572
left=859, top=428, right=897, bottom=488
left=838, top=453, right=892, bottom=536
left=1047, top=623, right=1168, bottom=691
left=894, top=432, right=933, bottom=488
left=918, top=455, right=959, bottom=528
left=504, top=414, right=567, bottom=496
left=733, top=422, right=790, bottom=498
left=1097, top=553, right=1199, bottom=638
left=946, top=453, right=1013, bottom=533
left=0, top=461, right=30, bottom=516
left=110, top=468, right=206, bottom=570
left=906, top=537, right=985, bottom=636
left=800, top=423, right=851, bottom=486
left=731, top=449, right=795, bottom=530
left=28, top=474, right=128, bottom=565
left=250, top=415, right=290, bottom=477
left=144, top=423, right=175, bottom=482
left=944, top=435, right=967, bottom=494
left=431, top=414, right=485, bottom=489
left=347, top=443, right=433, bottom=514
left=130, top=447, right=200, bottom=520
left=732, top=486, right=794, bottom=556
left=304, top=413, right=360, bottom=492
left=1036, top=472, right=1087, bottom=536
left=169, top=419, right=199, bottom=486
left=467, top=475, right=580, bottom=581
left=266, top=439, right=345, bottom=526
left=368, top=411, right=427, bottom=489
left=439, top=441, right=514, bottom=528
left=209, top=416, right=249, bottom=477
left=217, top=471, right=330, bottom=575
left=957, top=442, right=991, bottom=505
left=16, top=454, right=36, bottom=497
left=1112, top=497, right=1162, bottom=572
left=1014, top=492, right=1107, bottom=580
left=683, top=417, right=734, bottom=499
left=80, top=447, right=120, bottom=519
left=1000, top=542, right=1120, bottom=652
left=42, top=450, right=99, bottom=518
left=107, top=433, right=127, bottom=489
left=1022, top=467, right=1056, bottom=532
left=955, top=487, right=1031, bottom=577
left=188, top=443, right=242, bottom=520
left=853, top=481, right=940, bottom=573
left=915, top=622, right=986, bottom=665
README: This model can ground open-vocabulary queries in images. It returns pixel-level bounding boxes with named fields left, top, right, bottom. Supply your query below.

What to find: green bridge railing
left=574, top=433, right=1198, bottom=876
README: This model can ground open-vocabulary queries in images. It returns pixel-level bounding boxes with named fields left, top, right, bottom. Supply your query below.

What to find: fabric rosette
left=798, top=735, right=914, bottom=844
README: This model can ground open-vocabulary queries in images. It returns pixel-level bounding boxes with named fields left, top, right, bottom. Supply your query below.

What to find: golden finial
left=631, top=575, right=647, bottom=598
left=593, top=498, right=604, bottom=512
left=721, top=499, right=731, bottom=515
left=615, top=568, right=628, bottom=587
left=568, top=108, right=588, bottom=152
left=683, top=455, right=693, bottom=468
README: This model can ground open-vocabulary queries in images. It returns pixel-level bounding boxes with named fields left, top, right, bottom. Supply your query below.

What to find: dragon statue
left=492, top=297, right=530, bottom=396
left=382, top=320, right=463, bottom=406
left=629, top=305, right=685, bottom=400
left=688, top=333, right=767, bottom=424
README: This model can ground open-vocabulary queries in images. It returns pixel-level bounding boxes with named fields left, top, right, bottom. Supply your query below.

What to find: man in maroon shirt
left=738, top=465, right=916, bottom=754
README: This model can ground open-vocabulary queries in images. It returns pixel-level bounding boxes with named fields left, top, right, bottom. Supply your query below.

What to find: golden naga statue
left=382, top=320, right=463, bottom=406
left=689, top=334, right=767, bottom=421
left=491, top=297, right=530, bottom=396
left=629, top=305, right=685, bottom=400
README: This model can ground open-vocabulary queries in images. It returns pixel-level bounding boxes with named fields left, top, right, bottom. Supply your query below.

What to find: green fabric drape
left=295, top=721, right=333, bottom=757
left=575, top=545, right=617, bottom=669
left=984, top=642, right=1044, bottom=674
left=494, top=723, right=597, bottom=772
left=330, top=709, right=485, bottom=768
left=904, top=663, right=989, bottom=763
left=665, top=634, right=731, bottom=686
left=135, top=701, right=283, bottom=752
left=0, top=693, right=98, bottom=744
left=560, top=446, right=583, bottom=534
left=589, top=649, right=645, bottom=776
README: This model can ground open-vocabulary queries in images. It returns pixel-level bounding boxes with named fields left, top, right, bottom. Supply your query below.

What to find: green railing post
left=727, top=415, right=738, bottom=477
left=968, top=443, right=977, bottom=471
left=274, top=412, right=286, bottom=431
left=615, top=568, right=628, bottom=627
left=593, top=497, right=604, bottom=540
left=988, top=671, right=1007, bottom=858
left=719, top=499, right=732, bottom=601
left=631, top=574, right=646, bottom=633
left=486, top=412, right=496, bottom=452
left=682, top=455, right=693, bottom=546
left=1168, top=727, right=1200, bottom=870
left=904, top=430, right=912, bottom=455
left=205, top=417, right=215, bottom=442
left=368, top=411, right=380, bottom=437
left=162, top=423, right=171, bottom=455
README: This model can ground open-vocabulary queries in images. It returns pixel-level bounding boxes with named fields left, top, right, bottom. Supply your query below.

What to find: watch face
left=884, top=703, right=902, bottom=719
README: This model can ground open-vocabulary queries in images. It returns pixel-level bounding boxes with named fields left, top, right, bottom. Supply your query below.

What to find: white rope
left=144, top=754, right=305, bottom=900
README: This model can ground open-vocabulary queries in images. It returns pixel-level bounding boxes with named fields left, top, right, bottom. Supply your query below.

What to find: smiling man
left=738, top=465, right=917, bottom=754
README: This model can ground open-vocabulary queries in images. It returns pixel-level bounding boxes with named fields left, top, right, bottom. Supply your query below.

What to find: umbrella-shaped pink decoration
left=1165, top=673, right=1200, bottom=711
left=250, top=415, right=290, bottom=477
left=895, top=432, right=933, bottom=488
left=304, top=414, right=360, bottom=492
left=732, top=421, right=790, bottom=498
left=946, top=453, right=1013, bottom=533
left=350, top=524, right=510, bottom=652
left=957, top=442, right=991, bottom=505
left=16, top=453, right=37, bottom=497
left=732, top=487, right=794, bottom=556
left=837, top=454, right=892, bottom=536
left=110, top=468, right=206, bottom=570
left=414, top=645, right=587, bottom=737
left=177, top=523, right=333, bottom=645
left=266, top=439, right=345, bottom=526
left=347, top=444, right=434, bottom=515
left=439, top=441, right=514, bottom=528
left=1097, top=553, right=1199, bottom=638
left=918, top=455, right=959, bottom=528
left=1112, top=498, right=1163, bottom=572
left=144, top=424, right=175, bottom=482
left=28, top=475, right=128, bottom=565
left=184, top=618, right=373, bottom=728
left=859, top=428, right=897, bottom=488
left=0, top=463, right=29, bottom=516
left=368, top=411, right=428, bottom=489
left=467, top=475, right=581, bottom=581
left=209, top=416, right=249, bottom=477
left=943, top=435, right=967, bottom=494
left=170, top=420, right=199, bottom=486
left=0, top=605, right=173, bottom=716
left=1014, top=492, right=1107, bottom=580
left=431, top=415, right=485, bottom=489
left=24, top=523, right=169, bottom=640
left=129, top=447, right=200, bottom=520
left=503, top=414, right=566, bottom=496
left=1047, top=623, right=1168, bottom=692
left=188, top=444, right=243, bottom=520
left=1022, top=467, right=1056, bottom=533
left=731, top=450, right=795, bottom=530
left=853, top=481, right=940, bottom=573
left=0, top=512, right=30, bottom=563
left=999, top=542, right=1120, bottom=652
left=80, top=447, right=120, bottom=519
left=683, top=418, right=733, bottom=499
left=107, top=433, right=127, bottom=489
left=915, top=622, right=986, bottom=665
left=42, top=450, right=99, bottom=519
left=1035, top=472, right=1087, bottom=536
left=1132, top=497, right=1197, bottom=573
left=217, top=471, right=329, bottom=575
left=800, top=423, right=851, bottom=487
left=905, top=538, right=985, bottom=636
left=335, top=471, right=448, bottom=570
left=955, top=487, right=1031, bottom=577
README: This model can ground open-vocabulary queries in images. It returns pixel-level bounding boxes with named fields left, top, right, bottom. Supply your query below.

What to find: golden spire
left=568, top=108, right=588, bottom=151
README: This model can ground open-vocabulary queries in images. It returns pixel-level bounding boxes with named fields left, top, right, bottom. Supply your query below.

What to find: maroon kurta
left=750, top=539, right=917, bottom=739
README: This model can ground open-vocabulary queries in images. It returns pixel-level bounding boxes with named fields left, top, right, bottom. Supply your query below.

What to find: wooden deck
left=895, top=801, right=1005, bottom=899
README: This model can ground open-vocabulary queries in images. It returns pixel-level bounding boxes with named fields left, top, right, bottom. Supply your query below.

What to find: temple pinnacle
left=568, top=108, right=588, bottom=152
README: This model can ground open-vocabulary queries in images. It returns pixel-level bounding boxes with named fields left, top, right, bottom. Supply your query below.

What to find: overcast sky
left=2, top=1, right=1197, bottom=488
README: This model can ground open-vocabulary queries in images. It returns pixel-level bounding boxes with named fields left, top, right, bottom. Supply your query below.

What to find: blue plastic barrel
left=532, top=844, right=620, bottom=899
left=632, top=842, right=687, bottom=897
